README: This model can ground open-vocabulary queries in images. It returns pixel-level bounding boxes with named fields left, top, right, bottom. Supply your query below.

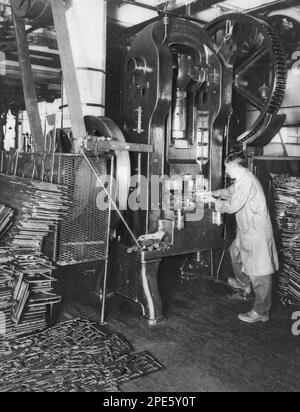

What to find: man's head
left=225, top=151, right=248, bottom=180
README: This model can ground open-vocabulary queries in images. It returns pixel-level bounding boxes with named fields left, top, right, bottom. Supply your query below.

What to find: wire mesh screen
left=0, top=151, right=111, bottom=265
left=44, top=154, right=110, bottom=265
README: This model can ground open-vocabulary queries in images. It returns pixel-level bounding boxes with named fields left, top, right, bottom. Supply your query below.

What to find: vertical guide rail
left=100, top=155, right=115, bottom=325
left=10, top=1, right=44, bottom=152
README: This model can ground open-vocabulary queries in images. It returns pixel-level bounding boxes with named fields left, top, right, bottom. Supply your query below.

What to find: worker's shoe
left=238, top=310, right=269, bottom=324
left=228, top=277, right=252, bottom=295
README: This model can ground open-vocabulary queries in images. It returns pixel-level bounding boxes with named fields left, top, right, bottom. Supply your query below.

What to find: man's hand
left=211, top=190, right=221, bottom=198
left=202, top=191, right=216, bottom=204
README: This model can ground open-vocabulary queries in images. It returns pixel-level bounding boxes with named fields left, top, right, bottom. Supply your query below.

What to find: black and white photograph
left=0, top=0, right=299, bottom=396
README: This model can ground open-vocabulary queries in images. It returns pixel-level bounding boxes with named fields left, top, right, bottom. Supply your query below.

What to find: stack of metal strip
left=0, top=175, right=71, bottom=338
left=0, top=318, right=163, bottom=392
left=0, top=206, right=14, bottom=240
left=0, top=207, right=16, bottom=339
left=274, top=176, right=300, bottom=304
left=0, top=261, right=15, bottom=340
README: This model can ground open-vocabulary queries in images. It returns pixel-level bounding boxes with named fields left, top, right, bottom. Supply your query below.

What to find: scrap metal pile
left=0, top=318, right=163, bottom=392
left=0, top=174, right=71, bottom=338
left=0, top=247, right=15, bottom=338
left=274, top=176, right=300, bottom=304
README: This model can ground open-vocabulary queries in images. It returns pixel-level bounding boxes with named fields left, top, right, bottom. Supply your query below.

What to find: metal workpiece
left=0, top=318, right=163, bottom=391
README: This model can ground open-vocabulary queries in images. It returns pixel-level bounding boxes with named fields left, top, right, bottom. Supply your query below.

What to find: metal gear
left=206, top=13, right=287, bottom=147
left=267, top=14, right=300, bottom=55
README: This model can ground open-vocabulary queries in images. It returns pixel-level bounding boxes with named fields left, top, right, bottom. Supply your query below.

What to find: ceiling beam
left=247, top=0, right=300, bottom=16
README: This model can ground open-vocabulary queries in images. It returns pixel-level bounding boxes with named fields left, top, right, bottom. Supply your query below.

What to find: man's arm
left=212, top=184, right=235, bottom=200
left=215, top=182, right=249, bottom=214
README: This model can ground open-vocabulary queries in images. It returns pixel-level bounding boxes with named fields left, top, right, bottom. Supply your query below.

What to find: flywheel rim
left=84, top=116, right=131, bottom=213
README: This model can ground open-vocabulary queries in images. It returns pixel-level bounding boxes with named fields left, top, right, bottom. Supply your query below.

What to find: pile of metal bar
left=0, top=318, right=163, bottom=392
left=0, top=206, right=14, bottom=240
left=0, top=175, right=71, bottom=338
left=274, top=176, right=300, bottom=304
left=0, top=209, right=16, bottom=340
left=0, top=262, right=15, bottom=339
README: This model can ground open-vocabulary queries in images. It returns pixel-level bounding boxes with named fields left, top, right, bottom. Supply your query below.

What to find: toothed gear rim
left=206, top=13, right=287, bottom=145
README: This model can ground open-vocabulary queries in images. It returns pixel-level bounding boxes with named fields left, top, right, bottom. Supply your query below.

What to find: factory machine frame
left=86, top=14, right=287, bottom=325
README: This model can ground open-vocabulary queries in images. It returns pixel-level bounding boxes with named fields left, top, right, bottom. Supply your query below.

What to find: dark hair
left=225, top=151, right=248, bottom=168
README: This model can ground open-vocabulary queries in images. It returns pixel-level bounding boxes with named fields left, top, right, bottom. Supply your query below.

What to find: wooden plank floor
left=56, top=256, right=300, bottom=393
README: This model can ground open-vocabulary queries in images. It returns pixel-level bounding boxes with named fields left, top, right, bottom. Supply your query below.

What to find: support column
left=49, top=0, right=86, bottom=152
left=64, top=0, right=107, bottom=117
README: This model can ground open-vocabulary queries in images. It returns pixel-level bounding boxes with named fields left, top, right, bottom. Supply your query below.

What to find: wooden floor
left=56, top=256, right=300, bottom=393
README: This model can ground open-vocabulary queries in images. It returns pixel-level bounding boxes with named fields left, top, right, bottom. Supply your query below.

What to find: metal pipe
left=100, top=156, right=114, bottom=325
left=216, top=249, right=226, bottom=281
left=210, top=249, right=214, bottom=278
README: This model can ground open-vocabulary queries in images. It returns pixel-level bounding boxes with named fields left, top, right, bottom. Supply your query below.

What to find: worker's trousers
left=230, top=242, right=273, bottom=316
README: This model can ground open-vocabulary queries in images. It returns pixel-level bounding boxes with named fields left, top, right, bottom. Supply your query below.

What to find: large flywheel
left=206, top=13, right=287, bottom=147
left=84, top=116, right=131, bottom=213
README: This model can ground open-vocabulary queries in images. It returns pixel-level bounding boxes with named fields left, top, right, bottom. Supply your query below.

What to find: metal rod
left=41, top=154, right=45, bottom=182
left=100, top=156, right=114, bottom=325
left=80, top=148, right=142, bottom=251
left=14, top=150, right=19, bottom=176
left=57, top=147, right=62, bottom=185
left=137, top=152, right=142, bottom=203
left=50, top=131, right=57, bottom=184
left=0, top=151, right=4, bottom=173
left=210, top=249, right=214, bottom=278
left=252, top=156, right=300, bottom=161
left=216, top=249, right=226, bottom=281
left=112, top=0, right=206, bottom=25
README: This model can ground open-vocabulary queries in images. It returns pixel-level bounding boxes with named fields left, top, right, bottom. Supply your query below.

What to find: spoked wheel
left=206, top=13, right=287, bottom=147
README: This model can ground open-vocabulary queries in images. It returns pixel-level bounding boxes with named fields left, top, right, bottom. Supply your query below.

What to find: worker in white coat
left=204, top=151, right=279, bottom=323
